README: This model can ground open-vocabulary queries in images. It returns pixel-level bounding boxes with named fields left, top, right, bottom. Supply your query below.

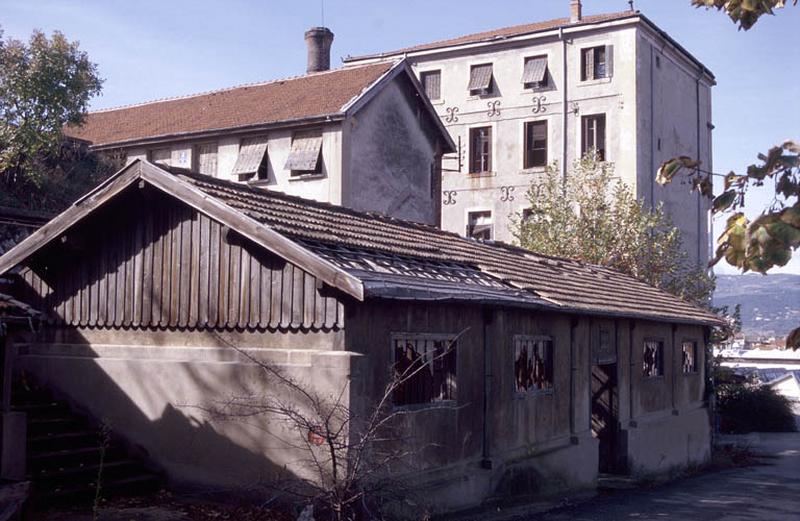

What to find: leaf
left=787, top=326, right=800, bottom=351
left=712, top=190, right=737, bottom=213
left=656, top=156, right=699, bottom=186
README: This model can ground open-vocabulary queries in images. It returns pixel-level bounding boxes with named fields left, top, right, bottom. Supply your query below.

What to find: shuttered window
left=522, top=56, right=548, bottom=88
left=420, top=70, right=441, bottom=100
left=581, top=45, right=614, bottom=81
left=284, top=131, right=323, bottom=175
left=194, top=143, right=218, bottom=177
left=468, top=63, right=493, bottom=95
left=467, top=210, right=493, bottom=240
left=581, top=114, right=606, bottom=161
left=149, top=147, right=171, bottom=166
left=469, top=126, right=492, bottom=173
left=231, top=137, right=269, bottom=181
left=524, top=120, right=548, bottom=168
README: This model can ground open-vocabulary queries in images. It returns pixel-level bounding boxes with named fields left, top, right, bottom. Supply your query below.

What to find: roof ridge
left=174, top=170, right=459, bottom=236
left=88, top=62, right=394, bottom=115
left=344, top=10, right=635, bottom=61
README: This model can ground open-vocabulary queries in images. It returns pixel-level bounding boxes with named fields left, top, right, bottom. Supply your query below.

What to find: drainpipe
left=671, top=323, right=678, bottom=414
left=559, top=27, right=569, bottom=184
left=695, top=76, right=703, bottom=269
left=628, top=321, right=636, bottom=427
left=481, top=308, right=493, bottom=469
left=569, top=317, right=578, bottom=437
left=649, top=45, right=655, bottom=209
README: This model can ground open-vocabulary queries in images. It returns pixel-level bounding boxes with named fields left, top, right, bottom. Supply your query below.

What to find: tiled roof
left=344, top=11, right=635, bottom=61
left=176, top=171, right=721, bottom=326
left=65, top=62, right=395, bottom=148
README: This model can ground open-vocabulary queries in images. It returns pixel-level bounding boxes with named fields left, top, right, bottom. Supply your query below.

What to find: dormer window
left=284, top=131, right=323, bottom=177
left=522, top=56, right=548, bottom=89
left=468, top=63, right=494, bottom=96
left=232, top=137, right=269, bottom=182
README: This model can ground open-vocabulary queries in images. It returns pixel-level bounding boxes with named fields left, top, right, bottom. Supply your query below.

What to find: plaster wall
left=344, top=79, right=439, bottom=224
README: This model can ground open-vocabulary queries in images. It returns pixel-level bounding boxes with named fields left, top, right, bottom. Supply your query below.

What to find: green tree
left=692, top=0, right=797, bottom=30
left=0, top=27, right=103, bottom=192
left=513, top=154, right=714, bottom=305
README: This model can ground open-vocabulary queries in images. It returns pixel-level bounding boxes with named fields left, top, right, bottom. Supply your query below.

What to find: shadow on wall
left=12, top=323, right=344, bottom=497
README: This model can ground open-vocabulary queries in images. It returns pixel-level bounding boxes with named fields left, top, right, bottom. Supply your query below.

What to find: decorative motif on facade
left=444, top=106, right=460, bottom=123
left=442, top=190, right=458, bottom=205
left=571, top=101, right=580, bottom=114
left=487, top=100, right=501, bottom=117
left=499, top=186, right=516, bottom=202
left=532, top=95, right=547, bottom=114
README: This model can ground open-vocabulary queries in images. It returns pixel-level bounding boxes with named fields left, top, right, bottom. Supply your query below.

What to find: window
left=524, top=120, right=548, bottom=168
left=194, top=143, right=218, bottom=177
left=682, top=341, right=698, bottom=373
left=149, top=147, right=171, bottom=166
left=522, top=56, right=548, bottom=89
left=469, top=126, right=492, bottom=173
left=420, top=70, right=441, bottom=101
left=467, top=210, right=492, bottom=240
left=514, top=335, right=554, bottom=393
left=581, top=45, right=613, bottom=81
left=581, top=114, right=606, bottom=161
left=231, top=137, right=269, bottom=181
left=392, top=334, right=457, bottom=407
left=468, top=63, right=494, bottom=96
left=643, top=339, right=664, bottom=377
left=284, top=131, right=323, bottom=176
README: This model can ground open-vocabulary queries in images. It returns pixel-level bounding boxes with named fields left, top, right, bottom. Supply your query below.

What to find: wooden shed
left=0, top=160, right=722, bottom=510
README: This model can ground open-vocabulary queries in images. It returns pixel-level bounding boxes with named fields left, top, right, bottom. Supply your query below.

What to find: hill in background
left=713, top=274, right=799, bottom=338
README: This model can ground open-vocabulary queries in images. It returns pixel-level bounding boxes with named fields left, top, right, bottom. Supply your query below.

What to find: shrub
left=717, top=383, right=797, bottom=434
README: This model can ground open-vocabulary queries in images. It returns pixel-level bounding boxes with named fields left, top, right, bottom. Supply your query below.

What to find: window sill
left=514, top=389, right=554, bottom=399
left=467, top=171, right=496, bottom=178
left=519, top=167, right=547, bottom=175
left=246, top=179, right=272, bottom=188
left=288, top=173, right=326, bottom=182
left=578, top=77, right=613, bottom=87
left=521, top=86, right=554, bottom=94
left=429, top=98, right=445, bottom=106
left=467, top=93, right=499, bottom=100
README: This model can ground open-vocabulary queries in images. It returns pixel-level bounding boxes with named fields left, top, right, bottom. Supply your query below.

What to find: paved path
left=525, top=433, right=800, bottom=521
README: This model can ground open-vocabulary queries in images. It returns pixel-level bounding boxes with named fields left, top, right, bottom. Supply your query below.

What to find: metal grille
left=514, top=335, right=554, bottom=393
left=392, top=334, right=457, bottom=406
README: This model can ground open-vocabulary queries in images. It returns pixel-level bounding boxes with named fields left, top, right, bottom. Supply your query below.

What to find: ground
left=522, top=433, right=800, bottom=521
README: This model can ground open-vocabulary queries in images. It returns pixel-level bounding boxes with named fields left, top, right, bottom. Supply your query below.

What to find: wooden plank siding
left=17, top=188, right=342, bottom=331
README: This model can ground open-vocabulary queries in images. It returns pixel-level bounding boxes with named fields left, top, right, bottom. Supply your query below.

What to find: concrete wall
left=13, top=327, right=356, bottom=491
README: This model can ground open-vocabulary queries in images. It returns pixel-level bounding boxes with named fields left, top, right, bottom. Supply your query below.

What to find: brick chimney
left=305, top=27, right=334, bottom=73
left=570, top=0, right=583, bottom=23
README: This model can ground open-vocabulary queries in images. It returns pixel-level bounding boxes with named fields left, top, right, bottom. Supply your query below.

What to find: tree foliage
left=0, top=27, right=103, bottom=195
left=513, top=154, right=714, bottom=305
left=692, top=0, right=797, bottom=30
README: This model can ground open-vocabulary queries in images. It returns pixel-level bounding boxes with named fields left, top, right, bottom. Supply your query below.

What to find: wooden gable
left=16, top=185, right=344, bottom=331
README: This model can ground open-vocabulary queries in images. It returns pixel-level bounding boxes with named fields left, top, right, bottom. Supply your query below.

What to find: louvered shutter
left=468, top=64, right=493, bottom=92
left=231, top=138, right=269, bottom=180
left=522, top=57, right=548, bottom=85
left=284, top=132, right=323, bottom=173
left=583, top=48, right=595, bottom=81
left=605, top=45, right=614, bottom=77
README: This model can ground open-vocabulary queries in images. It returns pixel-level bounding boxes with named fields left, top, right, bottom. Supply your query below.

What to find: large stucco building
left=344, top=1, right=715, bottom=267
left=66, top=49, right=454, bottom=227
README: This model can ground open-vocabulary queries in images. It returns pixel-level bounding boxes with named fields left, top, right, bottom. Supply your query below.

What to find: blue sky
left=4, top=0, right=798, bottom=275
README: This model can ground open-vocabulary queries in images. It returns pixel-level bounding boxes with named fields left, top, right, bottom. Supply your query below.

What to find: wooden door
left=591, top=363, right=619, bottom=474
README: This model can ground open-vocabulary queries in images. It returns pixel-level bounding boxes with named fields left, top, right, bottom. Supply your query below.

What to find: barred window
left=514, top=335, right=554, bottom=393
left=643, top=339, right=664, bottom=377
left=392, top=334, right=457, bottom=407
left=682, top=340, right=698, bottom=373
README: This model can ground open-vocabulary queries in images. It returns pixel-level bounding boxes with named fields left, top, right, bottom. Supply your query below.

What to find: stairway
left=12, top=381, right=163, bottom=505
